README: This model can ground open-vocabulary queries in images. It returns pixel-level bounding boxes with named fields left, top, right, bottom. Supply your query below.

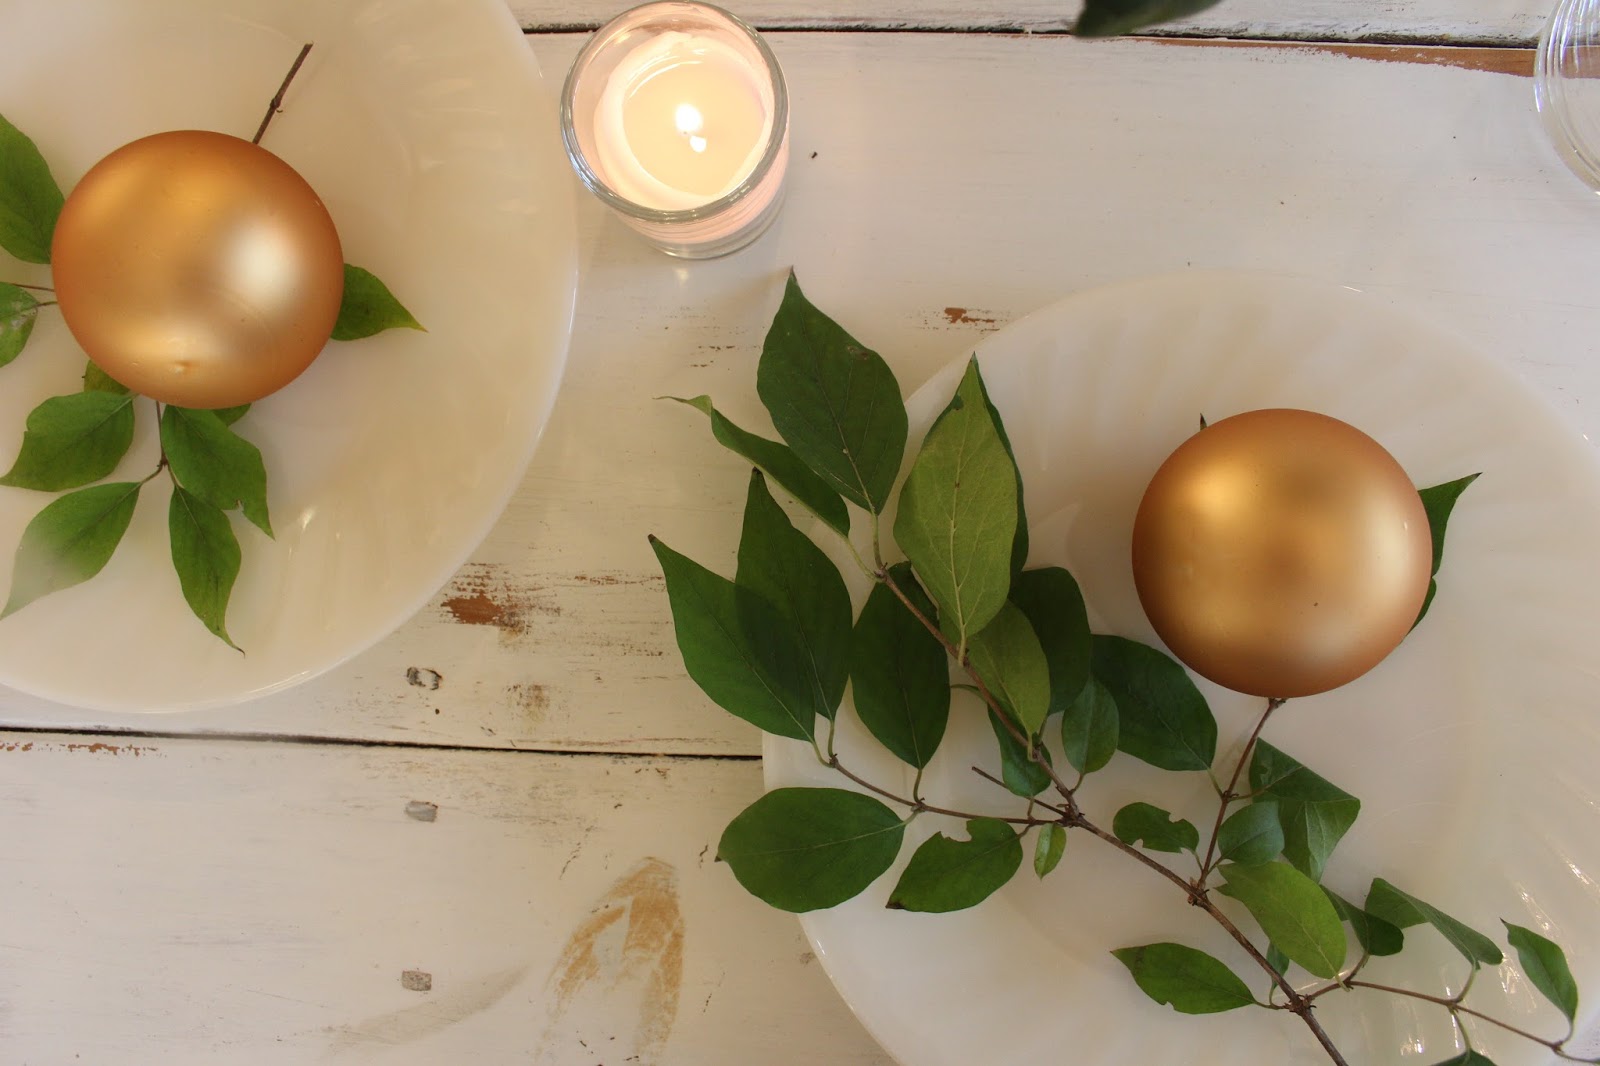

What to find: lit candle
left=561, top=3, right=790, bottom=258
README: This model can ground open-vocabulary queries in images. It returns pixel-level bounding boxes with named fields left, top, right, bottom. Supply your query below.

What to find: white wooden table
left=3, top=1, right=1598, bottom=1062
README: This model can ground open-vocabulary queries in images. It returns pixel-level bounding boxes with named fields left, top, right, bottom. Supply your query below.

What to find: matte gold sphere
left=1131, top=409, right=1432, bottom=698
left=51, top=130, right=344, bottom=409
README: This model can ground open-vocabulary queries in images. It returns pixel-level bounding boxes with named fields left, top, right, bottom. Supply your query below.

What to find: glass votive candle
left=560, top=2, right=790, bottom=259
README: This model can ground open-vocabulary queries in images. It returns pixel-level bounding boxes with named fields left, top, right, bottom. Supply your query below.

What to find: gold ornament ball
left=1131, top=409, right=1432, bottom=698
left=51, top=130, right=344, bottom=409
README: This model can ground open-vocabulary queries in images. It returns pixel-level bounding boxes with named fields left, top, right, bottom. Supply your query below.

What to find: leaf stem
left=252, top=43, right=314, bottom=145
left=827, top=755, right=1057, bottom=827
left=1197, top=697, right=1284, bottom=881
left=3, top=281, right=53, bottom=292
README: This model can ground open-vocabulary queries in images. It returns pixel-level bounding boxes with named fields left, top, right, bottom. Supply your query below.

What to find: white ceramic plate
left=0, top=0, right=576, bottom=711
left=766, top=272, right=1600, bottom=1065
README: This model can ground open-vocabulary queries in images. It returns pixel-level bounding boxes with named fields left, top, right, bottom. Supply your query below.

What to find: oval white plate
left=0, top=0, right=577, bottom=711
left=767, top=272, right=1600, bottom=1064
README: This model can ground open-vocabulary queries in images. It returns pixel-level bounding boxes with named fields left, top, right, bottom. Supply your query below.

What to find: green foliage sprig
left=653, top=271, right=1594, bottom=1066
left=0, top=50, right=422, bottom=648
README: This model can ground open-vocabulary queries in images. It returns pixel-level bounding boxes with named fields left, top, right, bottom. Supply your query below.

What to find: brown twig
left=252, top=43, right=314, bottom=145
left=1343, top=980, right=1596, bottom=1062
left=826, top=755, right=1057, bottom=828
left=1197, top=696, right=1285, bottom=880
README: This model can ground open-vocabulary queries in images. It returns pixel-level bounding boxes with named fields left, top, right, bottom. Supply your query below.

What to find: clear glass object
left=1537, top=0, right=1600, bottom=191
left=559, top=2, right=790, bottom=258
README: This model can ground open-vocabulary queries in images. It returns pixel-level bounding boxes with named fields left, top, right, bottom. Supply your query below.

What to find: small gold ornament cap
left=1131, top=408, right=1433, bottom=698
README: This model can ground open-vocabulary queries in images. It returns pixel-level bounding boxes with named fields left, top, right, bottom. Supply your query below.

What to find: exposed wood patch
left=439, top=563, right=560, bottom=636
left=0, top=740, right=154, bottom=756
left=1153, top=38, right=1534, bottom=77
left=942, top=306, right=998, bottom=325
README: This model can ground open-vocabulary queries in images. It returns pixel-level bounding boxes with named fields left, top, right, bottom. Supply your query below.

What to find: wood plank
left=0, top=732, right=891, bottom=1064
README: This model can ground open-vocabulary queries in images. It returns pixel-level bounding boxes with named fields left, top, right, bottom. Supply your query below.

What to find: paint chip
left=406, top=666, right=443, bottom=690
left=401, top=970, right=432, bottom=992
left=405, top=800, right=439, bottom=823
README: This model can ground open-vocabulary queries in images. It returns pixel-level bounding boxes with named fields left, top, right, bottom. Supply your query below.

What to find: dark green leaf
left=1265, top=943, right=1290, bottom=977
left=671, top=395, right=849, bottom=536
left=968, top=601, right=1050, bottom=735
left=1074, top=0, right=1223, bottom=36
left=1415, top=474, right=1479, bottom=626
left=971, top=360, right=1027, bottom=575
left=0, top=113, right=65, bottom=264
left=1010, top=567, right=1090, bottom=716
left=894, top=358, right=1016, bottom=651
left=1217, top=863, right=1347, bottom=979
left=1110, top=943, right=1256, bottom=1014
left=1365, top=879, right=1503, bottom=968
left=717, top=787, right=904, bottom=912
left=1431, top=1052, right=1498, bottom=1065
left=756, top=271, right=906, bottom=513
left=1113, top=802, right=1199, bottom=854
left=1060, top=676, right=1119, bottom=775
left=851, top=563, right=949, bottom=768
left=1326, top=889, right=1404, bottom=957
left=1217, top=801, right=1284, bottom=867
left=0, top=391, right=135, bottom=491
left=213, top=404, right=250, bottom=427
left=1034, top=823, right=1066, bottom=878
left=0, top=283, right=39, bottom=367
left=1093, top=635, right=1216, bottom=771
left=736, top=471, right=852, bottom=721
left=887, top=818, right=1022, bottom=913
left=331, top=264, right=423, bottom=341
left=159, top=407, right=271, bottom=537
left=168, top=487, right=241, bottom=650
left=1248, top=741, right=1360, bottom=882
left=650, top=536, right=817, bottom=741
left=1504, top=921, right=1578, bottom=1024
left=80, top=360, right=128, bottom=395
left=2, top=481, right=140, bottom=618
left=989, top=708, right=1053, bottom=798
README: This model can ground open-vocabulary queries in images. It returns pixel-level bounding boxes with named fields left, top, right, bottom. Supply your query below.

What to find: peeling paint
left=405, top=666, right=443, bottom=690
left=400, top=970, right=432, bottom=992
left=942, top=306, right=998, bottom=326
left=404, top=800, right=438, bottom=823
left=439, top=563, right=560, bottom=636
left=0, top=741, right=153, bottom=757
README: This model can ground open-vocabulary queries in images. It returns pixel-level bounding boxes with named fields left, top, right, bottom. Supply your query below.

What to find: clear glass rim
left=558, top=0, right=790, bottom=224
left=1536, top=0, right=1600, bottom=191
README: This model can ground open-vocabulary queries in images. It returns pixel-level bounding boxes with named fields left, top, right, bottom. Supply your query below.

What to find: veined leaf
left=1074, top=0, right=1222, bottom=36
left=895, top=358, right=1017, bottom=653
left=1111, top=943, right=1256, bottom=1014
left=972, top=363, right=1027, bottom=574
left=756, top=271, right=906, bottom=513
left=1503, top=920, right=1579, bottom=1025
left=1365, top=879, right=1503, bottom=968
left=886, top=818, right=1022, bottom=913
left=736, top=470, right=851, bottom=721
left=1216, top=801, right=1284, bottom=867
left=213, top=404, right=250, bottom=427
left=2, top=481, right=141, bottom=618
left=1010, top=566, right=1090, bottom=716
left=0, top=113, right=65, bottom=264
left=0, top=283, right=39, bottom=368
left=1326, top=889, right=1404, bottom=957
left=159, top=406, right=271, bottom=537
left=1093, top=635, right=1216, bottom=771
left=1060, top=675, right=1119, bottom=775
left=717, top=787, right=904, bottom=912
left=988, top=708, right=1053, bottom=798
left=1248, top=741, right=1360, bottom=882
left=168, top=487, right=241, bottom=650
left=1034, top=823, right=1066, bottom=878
left=81, top=360, right=129, bottom=395
left=0, top=391, right=135, bottom=491
left=967, top=601, right=1050, bottom=735
left=671, top=395, right=849, bottom=536
left=331, top=264, right=422, bottom=341
left=1113, top=802, right=1199, bottom=854
left=1217, top=863, right=1347, bottom=979
left=851, top=563, right=949, bottom=768
left=1415, top=474, right=1479, bottom=627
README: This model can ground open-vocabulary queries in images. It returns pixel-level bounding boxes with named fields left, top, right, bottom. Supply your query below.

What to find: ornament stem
left=252, top=43, right=315, bottom=145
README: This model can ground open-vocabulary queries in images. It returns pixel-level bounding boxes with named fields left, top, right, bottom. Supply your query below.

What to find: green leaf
left=0, top=283, right=40, bottom=368
left=756, top=271, right=906, bottom=513
left=1217, top=863, right=1347, bottom=979
left=988, top=708, right=1053, bottom=798
left=1034, top=823, right=1066, bottom=878
left=1248, top=741, right=1360, bottom=882
left=671, top=395, right=849, bottom=536
left=1092, top=635, right=1216, bottom=771
left=2, top=481, right=141, bottom=618
left=1504, top=921, right=1578, bottom=1023
left=1415, top=474, right=1479, bottom=627
left=331, top=264, right=423, bottom=341
left=850, top=563, right=949, bottom=768
left=967, top=601, right=1051, bottom=735
left=81, top=360, right=129, bottom=395
left=1365, top=879, right=1503, bottom=968
left=886, top=818, right=1022, bottom=913
left=736, top=470, right=852, bottom=721
left=1431, top=1052, right=1498, bottom=1066
left=971, top=360, right=1027, bottom=575
left=1265, top=943, right=1290, bottom=977
left=1217, top=801, right=1284, bottom=867
left=1010, top=566, right=1090, bottom=716
left=213, top=404, right=250, bottom=427
left=1060, top=675, right=1119, bottom=775
left=651, top=536, right=817, bottom=742
left=894, top=358, right=1017, bottom=652
left=0, top=113, right=65, bottom=264
left=1110, top=943, right=1256, bottom=1015
left=1113, top=802, right=1199, bottom=854
left=159, top=407, right=271, bottom=537
left=1326, top=889, right=1404, bottom=957
left=1073, top=0, right=1223, bottom=37
left=717, top=787, right=904, bottom=912
left=0, top=391, right=135, bottom=491
left=168, top=486, right=241, bottom=650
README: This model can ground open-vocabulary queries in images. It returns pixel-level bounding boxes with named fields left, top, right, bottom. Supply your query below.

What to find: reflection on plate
left=0, top=0, right=576, bottom=711
left=766, top=273, right=1600, bottom=1064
